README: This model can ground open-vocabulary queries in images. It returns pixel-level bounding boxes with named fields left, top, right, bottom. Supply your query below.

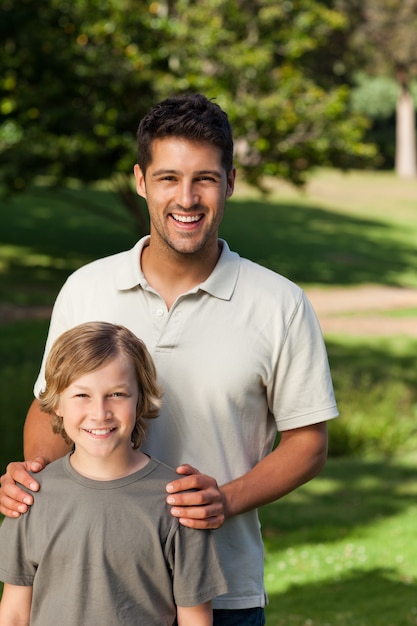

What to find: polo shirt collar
left=115, top=236, right=240, bottom=301
left=199, top=240, right=240, bottom=301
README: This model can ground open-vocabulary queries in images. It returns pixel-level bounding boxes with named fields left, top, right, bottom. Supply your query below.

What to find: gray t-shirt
left=0, top=454, right=227, bottom=625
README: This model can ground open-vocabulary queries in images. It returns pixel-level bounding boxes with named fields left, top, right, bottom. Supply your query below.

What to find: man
left=0, top=93, right=338, bottom=625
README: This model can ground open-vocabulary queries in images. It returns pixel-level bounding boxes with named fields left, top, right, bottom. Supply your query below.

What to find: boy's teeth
left=88, top=429, right=112, bottom=435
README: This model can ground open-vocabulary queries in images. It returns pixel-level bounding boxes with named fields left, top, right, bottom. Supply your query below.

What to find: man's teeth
left=87, top=429, right=113, bottom=435
left=172, top=214, right=201, bottom=223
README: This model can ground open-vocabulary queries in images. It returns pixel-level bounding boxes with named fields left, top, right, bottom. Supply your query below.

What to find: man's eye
left=198, top=176, right=217, bottom=182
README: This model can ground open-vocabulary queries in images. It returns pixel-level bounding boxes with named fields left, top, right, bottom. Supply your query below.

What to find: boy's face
left=134, top=137, right=235, bottom=257
left=56, top=356, right=139, bottom=463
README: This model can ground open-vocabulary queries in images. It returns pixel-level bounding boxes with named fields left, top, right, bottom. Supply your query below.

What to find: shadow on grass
left=265, top=568, right=417, bottom=625
left=260, top=457, right=417, bottom=544
left=261, top=456, right=417, bottom=624
left=0, top=186, right=138, bottom=305
left=1, top=185, right=417, bottom=307
left=221, top=198, right=417, bottom=286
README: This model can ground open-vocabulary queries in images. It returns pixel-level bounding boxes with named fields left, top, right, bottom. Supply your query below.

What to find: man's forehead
left=148, top=137, right=224, bottom=168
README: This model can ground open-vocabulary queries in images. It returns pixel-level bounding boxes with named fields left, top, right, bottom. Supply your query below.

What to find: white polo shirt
left=35, top=236, right=338, bottom=610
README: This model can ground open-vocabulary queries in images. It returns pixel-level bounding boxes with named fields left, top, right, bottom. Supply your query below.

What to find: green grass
left=223, top=169, right=417, bottom=289
left=326, top=335, right=417, bottom=458
left=0, top=183, right=138, bottom=305
left=261, top=454, right=417, bottom=625
left=1, top=169, right=417, bottom=619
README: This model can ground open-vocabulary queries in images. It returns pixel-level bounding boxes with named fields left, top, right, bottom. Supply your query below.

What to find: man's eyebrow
left=151, top=169, right=180, bottom=177
left=151, top=169, right=223, bottom=178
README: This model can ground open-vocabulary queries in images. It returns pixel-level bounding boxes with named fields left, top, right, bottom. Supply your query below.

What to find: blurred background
left=1, top=1, right=417, bottom=624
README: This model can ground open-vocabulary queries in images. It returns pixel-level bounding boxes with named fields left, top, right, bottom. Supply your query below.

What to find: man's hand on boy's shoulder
left=0, top=457, right=46, bottom=517
left=165, top=464, right=226, bottom=530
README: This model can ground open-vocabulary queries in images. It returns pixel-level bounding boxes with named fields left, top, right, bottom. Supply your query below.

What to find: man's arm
left=0, top=583, right=32, bottom=625
left=166, top=422, right=328, bottom=529
left=23, top=399, right=70, bottom=461
left=0, top=399, right=71, bottom=517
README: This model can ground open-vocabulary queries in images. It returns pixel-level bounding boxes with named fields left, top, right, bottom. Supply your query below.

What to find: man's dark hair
left=136, top=93, right=234, bottom=175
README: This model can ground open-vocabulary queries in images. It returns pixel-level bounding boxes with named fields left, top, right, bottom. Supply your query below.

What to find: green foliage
left=0, top=0, right=160, bottom=192
left=154, top=0, right=377, bottom=187
left=0, top=0, right=377, bottom=202
left=346, top=0, right=417, bottom=77
left=351, top=73, right=417, bottom=118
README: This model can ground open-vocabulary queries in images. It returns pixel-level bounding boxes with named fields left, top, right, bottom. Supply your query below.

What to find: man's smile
left=171, top=213, right=203, bottom=223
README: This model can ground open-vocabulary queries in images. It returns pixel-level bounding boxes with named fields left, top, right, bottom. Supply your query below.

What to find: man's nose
left=176, top=181, right=199, bottom=209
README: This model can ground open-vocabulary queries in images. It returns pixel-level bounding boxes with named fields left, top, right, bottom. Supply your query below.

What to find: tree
left=1, top=0, right=376, bottom=232
left=151, top=0, right=376, bottom=188
left=0, top=0, right=163, bottom=231
left=345, top=0, right=417, bottom=178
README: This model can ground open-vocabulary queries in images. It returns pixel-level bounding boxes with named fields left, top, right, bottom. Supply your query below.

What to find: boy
left=0, top=322, right=227, bottom=625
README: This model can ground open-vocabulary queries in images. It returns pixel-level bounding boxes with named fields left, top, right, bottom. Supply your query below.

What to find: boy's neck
left=69, top=448, right=150, bottom=481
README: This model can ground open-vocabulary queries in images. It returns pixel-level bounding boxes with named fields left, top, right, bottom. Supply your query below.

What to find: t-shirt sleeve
left=169, top=525, right=228, bottom=607
left=0, top=515, right=35, bottom=586
left=271, top=291, right=339, bottom=430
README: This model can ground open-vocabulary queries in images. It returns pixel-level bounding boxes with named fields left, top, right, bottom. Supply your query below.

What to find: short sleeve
left=170, top=526, right=228, bottom=607
left=0, top=515, right=35, bottom=586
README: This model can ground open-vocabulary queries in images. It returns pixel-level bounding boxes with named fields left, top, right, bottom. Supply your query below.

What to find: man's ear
left=133, top=164, right=147, bottom=199
left=226, top=167, right=236, bottom=199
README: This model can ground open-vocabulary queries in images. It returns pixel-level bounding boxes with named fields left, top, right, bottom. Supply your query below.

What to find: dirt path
left=1, top=285, right=417, bottom=336
left=305, top=285, right=417, bottom=337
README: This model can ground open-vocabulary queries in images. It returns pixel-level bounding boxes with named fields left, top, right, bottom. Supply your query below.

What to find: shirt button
left=156, top=308, right=164, bottom=317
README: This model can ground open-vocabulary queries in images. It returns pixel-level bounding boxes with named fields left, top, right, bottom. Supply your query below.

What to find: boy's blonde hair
left=39, top=322, right=162, bottom=449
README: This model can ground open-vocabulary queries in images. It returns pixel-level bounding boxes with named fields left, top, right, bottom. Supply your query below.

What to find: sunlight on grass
left=262, top=455, right=417, bottom=625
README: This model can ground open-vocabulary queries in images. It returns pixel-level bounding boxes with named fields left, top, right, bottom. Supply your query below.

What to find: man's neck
left=141, top=238, right=221, bottom=309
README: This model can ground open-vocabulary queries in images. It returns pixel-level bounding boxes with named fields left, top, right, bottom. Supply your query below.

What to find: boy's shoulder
left=27, top=456, right=68, bottom=489
left=145, top=457, right=179, bottom=482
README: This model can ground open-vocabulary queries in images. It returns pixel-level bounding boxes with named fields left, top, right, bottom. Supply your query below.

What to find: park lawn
left=224, top=169, right=417, bottom=289
left=1, top=169, right=417, bottom=617
left=1, top=168, right=417, bottom=308
left=261, top=453, right=417, bottom=626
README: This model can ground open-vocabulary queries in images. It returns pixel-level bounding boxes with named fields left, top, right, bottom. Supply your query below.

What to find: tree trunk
left=112, top=173, right=149, bottom=236
left=395, top=89, right=417, bottom=178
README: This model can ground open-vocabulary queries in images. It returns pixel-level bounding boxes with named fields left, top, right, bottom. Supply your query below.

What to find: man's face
left=134, top=137, right=235, bottom=256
